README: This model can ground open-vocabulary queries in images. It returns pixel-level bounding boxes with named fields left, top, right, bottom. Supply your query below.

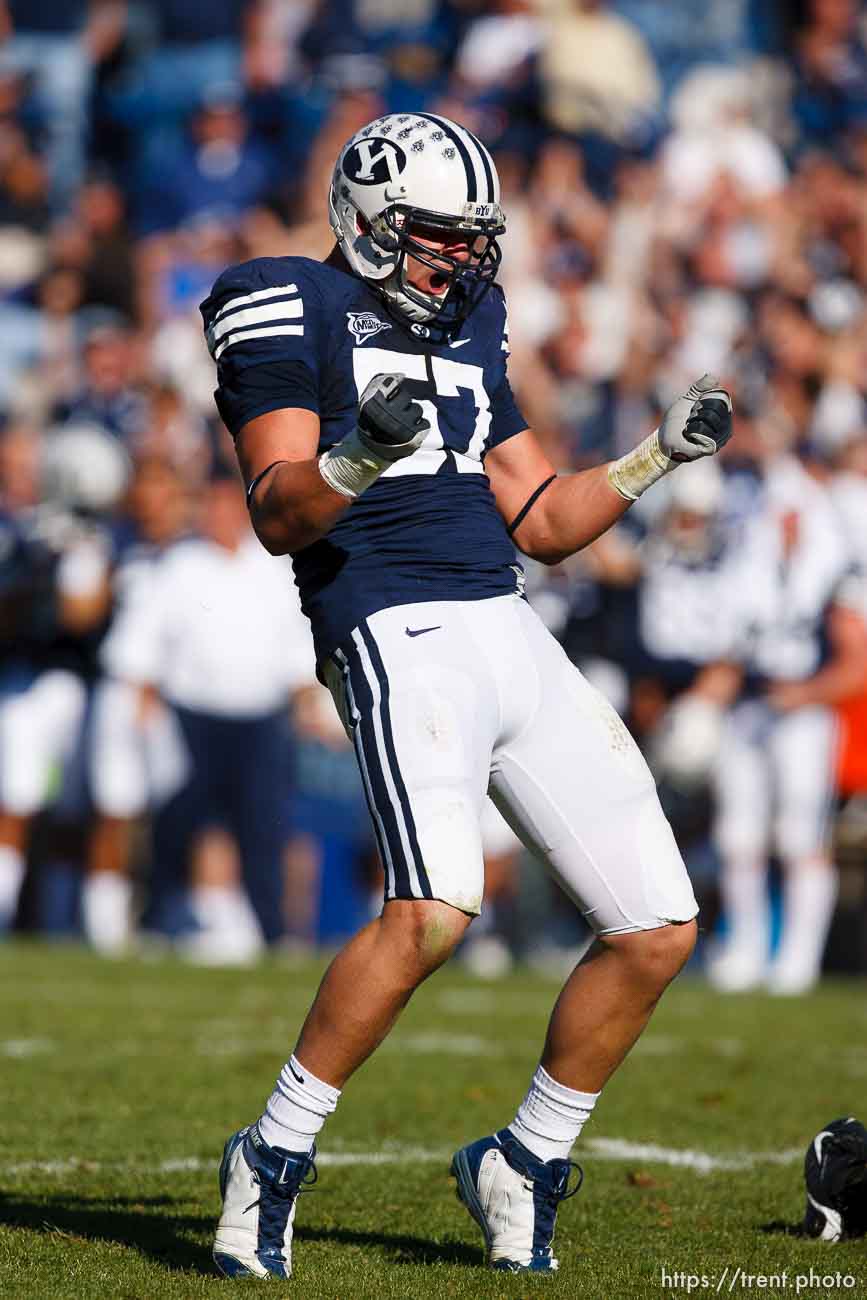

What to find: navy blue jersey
left=200, top=256, right=528, bottom=660
left=0, top=507, right=111, bottom=679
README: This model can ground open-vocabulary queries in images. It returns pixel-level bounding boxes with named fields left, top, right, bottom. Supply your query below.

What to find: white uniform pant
left=0, top=670, right=87, bottom=817
left=323, top=595, right=697, bottom=935
left=89, top=680, right=189, bottom=819
left=713, top=699, right=837, bottom=864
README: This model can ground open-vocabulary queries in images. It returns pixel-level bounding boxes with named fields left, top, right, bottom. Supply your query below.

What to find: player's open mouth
left=429, top=272, right=449, bottom=292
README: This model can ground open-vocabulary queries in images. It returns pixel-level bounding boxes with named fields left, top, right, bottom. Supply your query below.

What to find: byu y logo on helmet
left=344, top=139, right=407, bottom=186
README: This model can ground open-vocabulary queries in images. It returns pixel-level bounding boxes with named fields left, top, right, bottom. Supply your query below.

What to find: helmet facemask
left=372, top=203, right=504, bottom=329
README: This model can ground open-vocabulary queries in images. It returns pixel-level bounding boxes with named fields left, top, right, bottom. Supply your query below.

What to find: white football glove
left=658, top=374, right=733, bottom=463
left=318, top=372, right=430, bottom=499
left=608, top=374, right=733, bottom=502
left=649, top=693, right=725, bottom=791
left=356, top=373, right=430, bottom=461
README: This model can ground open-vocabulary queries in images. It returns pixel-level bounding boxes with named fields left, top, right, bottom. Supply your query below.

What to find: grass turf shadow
left=0, top=1193, right=483, bottom=1274
left=0, top=1192, right=215, bottom=1274
left=759, top=1219, right=810, bottom=1239
left=295, top=1224, right=482, bottom=1268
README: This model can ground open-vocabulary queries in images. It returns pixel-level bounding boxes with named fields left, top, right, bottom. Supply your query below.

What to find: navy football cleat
left=212, top=1124, right=317, bottom=1278
left=451, top=1128, right=582, bottom=1272
left=804, top=1116, right=867, bottom=1241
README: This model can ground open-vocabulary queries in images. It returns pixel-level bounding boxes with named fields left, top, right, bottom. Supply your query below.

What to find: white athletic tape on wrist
left=317, top=426, right=392, bottom=500
left=607, top=429, right=673, bottom=502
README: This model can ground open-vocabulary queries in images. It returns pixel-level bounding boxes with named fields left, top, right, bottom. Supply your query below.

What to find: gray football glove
left=658, top=374, right=733, bottom=463
left=357, top=373, right=430, bottom=462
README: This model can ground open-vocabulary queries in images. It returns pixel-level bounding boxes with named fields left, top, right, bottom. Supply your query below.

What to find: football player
left=86, top=455, right=190, bottom=955
left=694, top=456, right=867, bottom=994
left=199, top=113, right=733, bottom=1278
left=0, top=426, right=123, bottom=936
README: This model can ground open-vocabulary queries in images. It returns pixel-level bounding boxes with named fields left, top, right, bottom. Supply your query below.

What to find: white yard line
left=2, top=1140, right=802, bottom=1179
left=0, top=1038, right=53, bottom=1057
left=383, top=1032, right=507, bottom=1057
left=0, top=1032, right=750, bottom=1063
left=584, top=1139, right=802, bottom=1173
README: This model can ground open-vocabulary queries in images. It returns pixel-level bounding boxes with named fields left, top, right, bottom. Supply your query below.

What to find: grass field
left=0, top=942, right=865, bottom=1300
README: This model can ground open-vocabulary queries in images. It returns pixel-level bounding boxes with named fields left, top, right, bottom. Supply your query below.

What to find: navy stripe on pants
left=334, top=623, right=432, bottom=901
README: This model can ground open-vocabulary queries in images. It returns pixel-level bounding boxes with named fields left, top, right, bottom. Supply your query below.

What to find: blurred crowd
left=1, top=0, right=867, bottom=988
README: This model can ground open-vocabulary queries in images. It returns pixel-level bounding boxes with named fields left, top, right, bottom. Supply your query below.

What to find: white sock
left=509, top=1064, right=599, bottom=1163
left=82, top=872, right=132, bottom=954
left=720, top=859, right=769, bottom=961
left=0, top=846, right=25, bottom=929
left=258, top=1054, right=341, bottom=1154
left=774, top=859, right=838, bottom=981
left=192, top=884, right=246, bottom=929
left=191, top=885, right=262, bottom=941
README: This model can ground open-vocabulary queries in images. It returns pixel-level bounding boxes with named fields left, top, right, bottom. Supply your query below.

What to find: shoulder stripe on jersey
left=214, top=322, right=303, bottom=361
left=213, top=283, right=299, bottom=326
left=211, top=298, right=303, bottom=346
left=465, top=127, right=495, bottom=205
left=418, top=113, right=477, bottom=203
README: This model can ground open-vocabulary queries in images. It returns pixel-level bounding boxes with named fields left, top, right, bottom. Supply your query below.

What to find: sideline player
left=693, top=456, right=867, bottom=994
left=200, top=113, right=733, bottom=1277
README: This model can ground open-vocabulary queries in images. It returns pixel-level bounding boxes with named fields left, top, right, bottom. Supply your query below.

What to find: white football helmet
left=328, top=113, right=505, bottom=328
left=41, top=424, right=131, bottom=514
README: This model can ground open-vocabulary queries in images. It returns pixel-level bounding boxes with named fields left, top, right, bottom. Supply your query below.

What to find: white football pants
left=323, top=595, right=697, bottom=934
left=89, top=679, right=189, bottom=819
left=713, top=699, right=837, bottom=863
left=0, top=670, right=86, bottom=816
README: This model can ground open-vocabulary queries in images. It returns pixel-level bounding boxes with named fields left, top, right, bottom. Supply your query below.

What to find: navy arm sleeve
left=200, top=257, right=325, bottom=438
left=488, top=374, right=529, bottom=451
left=484, top=291, right=528, bottom=452
left=214, top=360, right=319, bottom=439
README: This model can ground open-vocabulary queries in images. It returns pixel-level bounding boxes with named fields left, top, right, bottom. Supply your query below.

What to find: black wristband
left=506, top=474, right=557, bottom=538
left=246, top=460, right=288, bottom=506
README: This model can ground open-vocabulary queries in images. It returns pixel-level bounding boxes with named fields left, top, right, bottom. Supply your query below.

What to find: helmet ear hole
left=356, top=212, right=371, bottom=235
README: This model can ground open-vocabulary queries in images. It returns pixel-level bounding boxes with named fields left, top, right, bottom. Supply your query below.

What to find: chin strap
left=380, top=268, right=439, bottom=324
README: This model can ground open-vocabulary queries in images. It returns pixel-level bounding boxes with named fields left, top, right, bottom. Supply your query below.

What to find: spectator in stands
left=133, top=86, right=275, bottom=238
left=0, top=0, right=125, bottom=213
left=73, top=174, right=138, bottom=319
left=538, top=0, right=662, bottom=151
left=0, top=71, right=51, bottom=236
left=51, top=307, right=146, bottom=441
left=451, top=0, right=544, bottom=103
left=790, top=0, right=867, bottom=147
left=106, top=0, right=253, bottom=165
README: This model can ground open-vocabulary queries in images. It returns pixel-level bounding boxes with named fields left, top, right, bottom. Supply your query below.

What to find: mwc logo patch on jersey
left=346, top=312, right=392, bottom=345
